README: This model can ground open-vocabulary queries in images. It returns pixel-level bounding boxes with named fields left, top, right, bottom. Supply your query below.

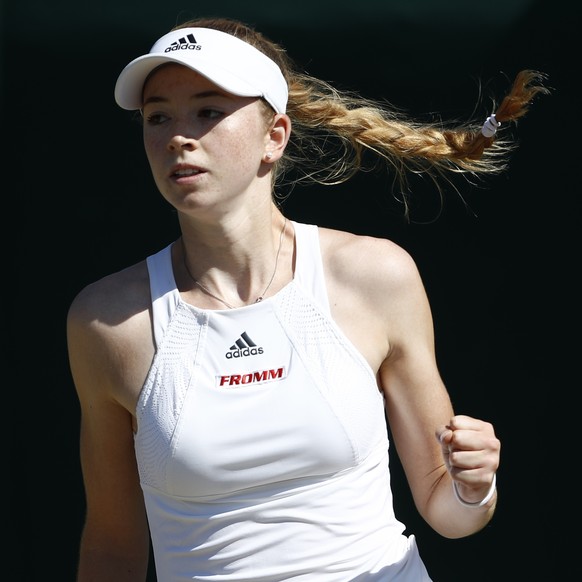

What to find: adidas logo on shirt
left=226, top=332, right=264, bottom=359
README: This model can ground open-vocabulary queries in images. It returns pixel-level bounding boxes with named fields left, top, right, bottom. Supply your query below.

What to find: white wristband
left=453, top=474, right=497, bottom=508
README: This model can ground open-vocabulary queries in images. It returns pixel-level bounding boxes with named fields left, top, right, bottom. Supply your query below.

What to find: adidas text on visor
left=114, top=27, right=288, bottom=113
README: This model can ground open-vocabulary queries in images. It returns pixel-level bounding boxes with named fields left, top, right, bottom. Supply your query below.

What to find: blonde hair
left=173, top=17, right=549, bottom=215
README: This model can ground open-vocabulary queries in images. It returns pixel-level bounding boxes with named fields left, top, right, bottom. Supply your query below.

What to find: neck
left=180, top=215, right=289, bottom=308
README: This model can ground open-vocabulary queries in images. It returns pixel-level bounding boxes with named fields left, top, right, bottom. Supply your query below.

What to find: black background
left=5, top=0, right=578, bottom=580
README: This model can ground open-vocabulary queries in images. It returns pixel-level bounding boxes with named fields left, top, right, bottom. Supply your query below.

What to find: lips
left=172, top=167, right=201, bottom=177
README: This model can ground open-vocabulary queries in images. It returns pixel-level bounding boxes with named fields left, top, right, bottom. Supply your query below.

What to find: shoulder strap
left=291, top=221, right=330, bottom=314
left=146, top=242, right=180, bottom=349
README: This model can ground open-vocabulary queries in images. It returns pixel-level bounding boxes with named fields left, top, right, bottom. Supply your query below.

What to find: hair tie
left=481, top=114, right=501, bottom=138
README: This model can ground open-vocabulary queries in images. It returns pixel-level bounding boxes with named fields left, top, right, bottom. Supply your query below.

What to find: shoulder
left=317, top=226, right=422, bottom=295
left=313, top=226, right=430, bottom=372
left=66, top=259, right=154, bottom=373
left=67, top=259, right=155, bottom=409
left=67, top=260, right=151, bottom=331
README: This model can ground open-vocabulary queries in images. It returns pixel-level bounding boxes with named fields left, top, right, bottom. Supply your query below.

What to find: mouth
left=172, top=167, right=202, bottom=178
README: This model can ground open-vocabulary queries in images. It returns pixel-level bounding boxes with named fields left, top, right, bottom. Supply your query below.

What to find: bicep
left=77, top=404, right=150, bottom=579
left=74, top=360, right=151, bottom=579
left=78, top=395, right=147, bottom=540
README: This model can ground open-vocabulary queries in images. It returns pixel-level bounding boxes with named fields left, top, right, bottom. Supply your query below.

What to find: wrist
left=453, top=474, right=496, bottom=508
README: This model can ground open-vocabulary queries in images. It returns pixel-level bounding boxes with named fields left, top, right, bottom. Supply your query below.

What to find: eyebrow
left=142, top=90, right=233, bottom=108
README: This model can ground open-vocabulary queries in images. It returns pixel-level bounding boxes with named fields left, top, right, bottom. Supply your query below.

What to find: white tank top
left=137, top=221, right=432, bottom=581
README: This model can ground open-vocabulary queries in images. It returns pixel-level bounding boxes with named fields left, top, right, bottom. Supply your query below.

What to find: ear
left=263, top=114, right=291, bottom=163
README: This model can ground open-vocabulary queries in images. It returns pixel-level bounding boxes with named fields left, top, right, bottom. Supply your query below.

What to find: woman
left=67, top=16, right=547, bottom=581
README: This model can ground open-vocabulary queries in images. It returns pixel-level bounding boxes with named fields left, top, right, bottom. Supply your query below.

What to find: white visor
left=114, top=27, right=288, bottom=113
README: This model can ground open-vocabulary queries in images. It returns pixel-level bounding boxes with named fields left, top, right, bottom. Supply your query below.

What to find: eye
left=198, top=108, right=224, bottom=120
left=144, top=112, right=169, bottom=125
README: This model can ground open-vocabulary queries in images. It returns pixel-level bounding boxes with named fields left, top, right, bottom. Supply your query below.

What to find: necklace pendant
left=255, top=296, right=263, bottom=303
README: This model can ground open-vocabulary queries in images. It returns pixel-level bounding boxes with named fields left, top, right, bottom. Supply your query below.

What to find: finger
left=450, top=425, right=498, bottom=454
left=448, top=414, right=484, bottom=431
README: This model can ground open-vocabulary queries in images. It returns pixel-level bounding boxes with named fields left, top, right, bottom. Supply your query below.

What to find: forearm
left=424, top=471, right=497, bottom=539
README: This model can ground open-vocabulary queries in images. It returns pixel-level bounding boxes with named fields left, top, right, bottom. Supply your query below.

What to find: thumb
left=436, top=425, right=453, bottom=446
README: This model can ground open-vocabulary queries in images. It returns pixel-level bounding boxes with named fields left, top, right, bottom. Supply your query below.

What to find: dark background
left=5, top=0, right=578, bottom=580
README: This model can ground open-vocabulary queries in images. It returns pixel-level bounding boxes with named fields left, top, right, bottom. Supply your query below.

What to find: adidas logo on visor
left=167, top=33, right=199, bottom=51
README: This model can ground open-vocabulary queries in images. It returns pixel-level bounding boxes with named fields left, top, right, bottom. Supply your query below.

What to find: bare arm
left=377, top=245, right=499, bottom=537
left=322, top=229, right=499, bottom=538
left=75, top=398, right=150, bottom=581
left=67, top=266, right=154, bottom=581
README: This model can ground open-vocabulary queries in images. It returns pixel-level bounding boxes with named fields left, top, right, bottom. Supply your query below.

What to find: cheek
left=143, top=133, right=167, bottom=174
left=143, top=131, right=160, bottom=157
left=216, top=120, right=266, bottom=168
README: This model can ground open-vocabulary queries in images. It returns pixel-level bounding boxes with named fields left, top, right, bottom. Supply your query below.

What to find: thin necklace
left=181, top=217, right=287, bottom=309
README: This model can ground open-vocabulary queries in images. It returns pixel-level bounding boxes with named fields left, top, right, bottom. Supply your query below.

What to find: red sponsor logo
left=218, top=367, right=285, bottom=387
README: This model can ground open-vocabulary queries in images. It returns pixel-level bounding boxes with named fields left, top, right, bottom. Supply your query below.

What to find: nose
left=168, top=133, right=197, bottom=152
